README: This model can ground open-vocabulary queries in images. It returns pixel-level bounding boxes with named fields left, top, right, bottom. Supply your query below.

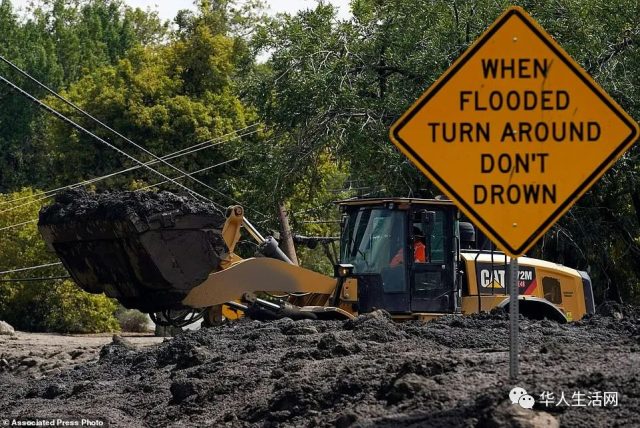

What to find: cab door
left=340, top=206, right=411, bottom=313
left=410, top=208, right=455, bottom=313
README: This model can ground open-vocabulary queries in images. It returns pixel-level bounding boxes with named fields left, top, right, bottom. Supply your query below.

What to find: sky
left=10, top=0, right=351, bottom=21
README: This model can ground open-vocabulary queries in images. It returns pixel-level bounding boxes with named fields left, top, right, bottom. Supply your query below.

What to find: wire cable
left=0, top=124, right=259, bottom=208
left=0, top=53, right=217, bottom=193
left=0, top=262, right=63, bottom=276
left=0, top=275, right=70, bottom=282
left=0, top=73, right=218, bottom=207
left=0, top=219, right=37, bottom=232
left=136, top=158, right=240, bottom=191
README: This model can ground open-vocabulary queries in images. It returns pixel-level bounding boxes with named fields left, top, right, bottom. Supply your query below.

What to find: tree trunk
left=277, top=201, right=299, bottom=265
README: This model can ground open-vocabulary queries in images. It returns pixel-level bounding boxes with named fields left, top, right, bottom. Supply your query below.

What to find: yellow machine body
left=183, top=198, right=595, bottom=323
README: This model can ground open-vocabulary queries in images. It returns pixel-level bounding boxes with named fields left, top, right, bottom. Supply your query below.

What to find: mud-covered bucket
left=38, top=189, right=227, bottom=312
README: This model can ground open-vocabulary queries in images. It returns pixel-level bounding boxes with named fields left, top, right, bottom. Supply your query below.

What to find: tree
left=33, top=1, right=262, bottom=212
left=0, top=0, right=168, bottom=192
left=247, top=0, right=640, bottom=302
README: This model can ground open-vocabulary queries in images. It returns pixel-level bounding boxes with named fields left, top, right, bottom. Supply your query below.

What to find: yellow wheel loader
left=39, top=196, right=594, bottom=326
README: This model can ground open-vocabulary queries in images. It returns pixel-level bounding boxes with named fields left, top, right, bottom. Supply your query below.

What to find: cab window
left=412, top=210, right=445, bottom=263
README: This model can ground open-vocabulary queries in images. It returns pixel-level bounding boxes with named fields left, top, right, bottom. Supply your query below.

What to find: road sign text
left=389, top=7, right=639, bottom=256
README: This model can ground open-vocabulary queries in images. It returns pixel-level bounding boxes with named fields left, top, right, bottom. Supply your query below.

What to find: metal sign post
left=509, top=257, right=519, bottom=380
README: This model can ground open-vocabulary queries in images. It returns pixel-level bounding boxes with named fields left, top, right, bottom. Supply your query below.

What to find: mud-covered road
left=0, top=305, right=638, bottom=427
left=0, top=332, right=163, bottom=379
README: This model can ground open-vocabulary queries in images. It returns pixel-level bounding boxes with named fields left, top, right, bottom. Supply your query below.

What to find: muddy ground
left=0, top=332, right=163, bottom=379
left=0, top=305, right=638, bottom=427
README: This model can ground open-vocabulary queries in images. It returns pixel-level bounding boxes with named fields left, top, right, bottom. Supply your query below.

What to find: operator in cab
left=390, top=227, right=427, bottom=266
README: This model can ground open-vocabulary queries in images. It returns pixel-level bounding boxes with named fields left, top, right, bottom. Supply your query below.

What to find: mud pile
left=39, top=188, right=224, bottom=225
left=1, top=309, right=638, bottom=427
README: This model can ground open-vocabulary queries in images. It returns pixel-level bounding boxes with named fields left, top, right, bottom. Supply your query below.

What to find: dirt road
left=0, top=306, right=638, bottom=427
left=0, top=332, right=163, bottom=378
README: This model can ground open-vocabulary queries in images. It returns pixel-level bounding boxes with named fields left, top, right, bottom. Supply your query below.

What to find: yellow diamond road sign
left=389, top=6, right=639, bottom=257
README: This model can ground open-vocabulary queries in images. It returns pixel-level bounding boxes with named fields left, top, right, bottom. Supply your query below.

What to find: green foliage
left=115, top=306, right=151, bottom=332
left=0, top=188, right=119, bottom=332
left=34, top=2, right=259, bottom=200
left=2, top=1, right=640, bottom=306
left=0, top=0, right=168, bottom=191
left=38, top=280, right=120, bottom=333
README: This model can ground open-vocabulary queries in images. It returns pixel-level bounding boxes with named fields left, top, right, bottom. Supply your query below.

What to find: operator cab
left=338, top=198, right=459, bottom=315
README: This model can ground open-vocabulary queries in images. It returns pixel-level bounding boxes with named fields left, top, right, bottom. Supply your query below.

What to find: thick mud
left=0, top=308, right=638, bottom=427
left=39, top=188, right=223, bottom=225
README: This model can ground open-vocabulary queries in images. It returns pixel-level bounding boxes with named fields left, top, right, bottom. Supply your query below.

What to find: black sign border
left=391, top=8, right=639, bottom=255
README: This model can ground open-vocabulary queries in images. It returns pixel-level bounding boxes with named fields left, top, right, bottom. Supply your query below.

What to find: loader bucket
left=38, top=189, right=227, bottom=313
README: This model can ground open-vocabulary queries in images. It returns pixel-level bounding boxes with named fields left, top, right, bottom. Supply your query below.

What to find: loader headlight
left=334, top=263, right=354, bottom=278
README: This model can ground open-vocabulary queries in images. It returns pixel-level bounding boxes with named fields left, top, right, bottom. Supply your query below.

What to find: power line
left=0, top=123, right=259, bottom=208
left=136, top=158, right=240, bottom=191
left=0, top=262, right=63, bottom=276
left=0, top=127, right=259, bottom=215
left=0, top=219, right=37, bottom=232
left=0, top=275, right=70, bottom=282
left=0, top=72, right=217, bottom=207
left=0, top=54, right=217, bottom=197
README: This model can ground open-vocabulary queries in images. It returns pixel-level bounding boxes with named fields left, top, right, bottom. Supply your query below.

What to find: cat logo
left=475, top=264, right=537, bottom=295
left=479, top=269, right=506, bottom=289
